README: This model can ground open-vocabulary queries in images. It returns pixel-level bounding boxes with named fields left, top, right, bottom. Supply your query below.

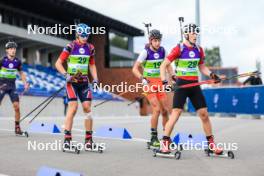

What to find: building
left=0, top=0, right=151, bottom=114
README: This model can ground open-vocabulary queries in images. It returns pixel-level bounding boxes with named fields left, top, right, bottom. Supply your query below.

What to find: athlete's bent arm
left=55, top=59, right=67, bottom=75
left=18, top=63, right=29, bottom=89
left=89, top=64, right=98, bottom=81
left=199, top=64, right=211, bottom=77
left=18, top=71, right=26, bottom=84
left=160, top=58, right=171, bottom=81
left=132, top=61, right=143, bottom=79
left=166, top=63, right=175, bottom=80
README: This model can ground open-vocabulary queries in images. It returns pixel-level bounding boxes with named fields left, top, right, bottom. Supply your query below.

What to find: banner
left=188, top=86, right=264, bottom=114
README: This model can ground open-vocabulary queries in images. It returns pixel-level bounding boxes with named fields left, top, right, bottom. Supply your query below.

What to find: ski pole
left=28, top=93, right=57, bottom=124
left=171, top=71, right=261, bottom=90
left=19, top=86, right=64, bottom=123
left=93, top=89, right=134, bottom=108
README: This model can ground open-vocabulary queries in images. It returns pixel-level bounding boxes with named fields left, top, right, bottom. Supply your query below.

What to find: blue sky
left=69, top=0, right=264, bottom=79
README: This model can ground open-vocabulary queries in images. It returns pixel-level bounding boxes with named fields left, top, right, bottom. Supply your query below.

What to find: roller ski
left=152, top=138, right=181, bottom=160
left=15, top=124, right=29, bottom=137
left=84, top=136, right=103, bottom=153
left=62, top=138, right=80, bottom=154
left=204, top=135, right=234, bottom=159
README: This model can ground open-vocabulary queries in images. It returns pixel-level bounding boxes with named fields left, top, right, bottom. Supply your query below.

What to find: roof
left=0, top=0, right=144, bottom=37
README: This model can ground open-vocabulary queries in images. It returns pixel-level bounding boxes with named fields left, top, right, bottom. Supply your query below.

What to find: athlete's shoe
left=160, top=138, right=172, bottom=154
left=15, top=125, right=23, bottom=135
left=207, top=135, right=223, bottom=155
left=150, top=136, right=160, bottom=147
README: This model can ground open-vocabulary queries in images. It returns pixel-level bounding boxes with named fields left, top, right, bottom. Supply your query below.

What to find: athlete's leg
left=160, top=86, right=187, bottom=153
left=64, top=101, right=78, bottom=131
left=64, top=83, right=78, bottom=143
left=147, top=94, right=161, bottom=146
left=189, top=86, right=212, bottom=136
left=82, top=101, right=92, bottom=131
left=197, top=108, right=223, bottom=154
left=148, top=95, right=161, bottom=130
left=8, top=87, right=20, bottom=121
left=190, top=86, right=223, bottom=154
left=163, top=108, right=182, bottom=137
left=158, top=93, right=170, bottom=130
left=78, top=83, right=94, bottom=146
left=13, top=101, right=20, bottom=122
left=197, top=108, right=212, bottom=136
left=9, top=87, right=22, bottom=134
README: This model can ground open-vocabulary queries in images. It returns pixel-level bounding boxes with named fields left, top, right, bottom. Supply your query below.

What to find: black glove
left=162, top=80, right=168, bottom=85
left=141, top=77, right=149, bottom=86
left=210, top=72, right=221, bottom=83
left=171, top=75, right=177, bottom=83
left=92, top=79, right=99, bottom=90
left=162, top=80, right=172, bottom=92
left=64, top=73, right=74, bottom=83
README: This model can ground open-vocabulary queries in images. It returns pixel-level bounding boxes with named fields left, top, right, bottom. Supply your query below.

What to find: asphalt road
left=0, top=115, right=263, bottom=176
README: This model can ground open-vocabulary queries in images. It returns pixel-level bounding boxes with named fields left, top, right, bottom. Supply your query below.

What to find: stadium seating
left=16, top=64, right=122, bottom=101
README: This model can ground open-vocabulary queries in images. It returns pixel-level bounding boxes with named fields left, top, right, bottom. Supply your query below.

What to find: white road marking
left=0, top=128, right=148, bottom=143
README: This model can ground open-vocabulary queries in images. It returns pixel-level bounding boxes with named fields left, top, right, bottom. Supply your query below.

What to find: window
left=109, top=32, right=128, bottom=50
left=107, top=31, right=135, bottom=68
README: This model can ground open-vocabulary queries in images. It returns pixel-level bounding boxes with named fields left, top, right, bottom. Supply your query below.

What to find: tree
left=204, top=46, right=222, bottom=67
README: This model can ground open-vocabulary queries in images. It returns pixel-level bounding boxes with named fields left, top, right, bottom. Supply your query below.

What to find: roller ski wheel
left=205, top=149, right=234, bottom=159
left=152, top=149, right=181, bottom=160
left=178, top=144, right=183, bottom=151
left=63, top=146, right=80, bottom=154
left=227, top=151, right=235, bottom=159
left=147, top=142, right=151, bottom=149
left=62, top=146, right=80, bottom=154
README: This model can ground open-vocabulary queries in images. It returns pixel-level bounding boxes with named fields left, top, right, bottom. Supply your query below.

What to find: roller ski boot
left=15, top=124, right=29, bottom=137
left=204, top=135, right=234, bottom=159
left=153, top=137, right=181, bottom=160
left=62, top=133, right=80, bottom=154
left=147, top=135, right=160, bottom=149
left=84, top=134, right=103, bottom=153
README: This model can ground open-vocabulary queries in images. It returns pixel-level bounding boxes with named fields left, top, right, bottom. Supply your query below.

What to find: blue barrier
left=37, top=166, right=83, bottom=176
left=27, top=122, right=61, bottom=133
left=95, top=126, right=132, bottom=139
left=173, top=133, right=207, bottom=148
left=188, top=85, right=264, bottom=114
